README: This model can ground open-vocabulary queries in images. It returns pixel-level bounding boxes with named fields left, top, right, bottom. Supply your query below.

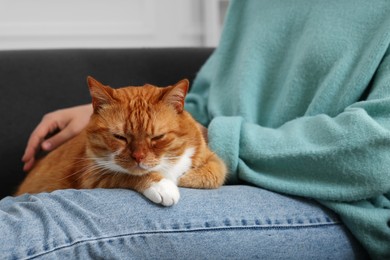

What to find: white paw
left=142, top=179, right=180, bottom=206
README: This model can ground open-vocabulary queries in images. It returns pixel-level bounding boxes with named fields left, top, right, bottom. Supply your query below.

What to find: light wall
left=0, top=0, right=228, bottom=50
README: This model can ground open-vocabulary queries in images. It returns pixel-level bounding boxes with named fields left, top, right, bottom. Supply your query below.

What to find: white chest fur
left=153, top=147, right=195, bottom=184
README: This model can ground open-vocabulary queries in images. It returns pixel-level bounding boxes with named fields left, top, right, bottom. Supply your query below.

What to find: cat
left=15, top=76, right=227, bottom=206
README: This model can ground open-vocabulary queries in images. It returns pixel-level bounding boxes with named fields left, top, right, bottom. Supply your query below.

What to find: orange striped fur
left=16, top=77, right=227, bottom=206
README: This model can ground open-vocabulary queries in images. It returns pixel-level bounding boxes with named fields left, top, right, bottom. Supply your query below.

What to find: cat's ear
left=162, top=79, right=189, bottom=113
left=87, top=76, right=115, bottom=112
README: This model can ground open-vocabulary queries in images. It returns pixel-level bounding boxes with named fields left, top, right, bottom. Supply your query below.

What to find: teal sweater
left=185, top=0, right=390, bottom=259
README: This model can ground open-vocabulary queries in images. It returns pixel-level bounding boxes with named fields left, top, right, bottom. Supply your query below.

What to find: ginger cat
left=15, top=77, right=227, bottom=206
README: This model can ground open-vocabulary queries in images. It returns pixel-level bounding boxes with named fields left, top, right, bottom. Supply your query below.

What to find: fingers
left=21, top=104, right=93, bottom=171
left=41, top=126, right=76, bottom=152
left=21, top=126, right=74, bottom=172
left=21, top=115, right=62, bottom=171
left=22, top=157, right=35, bottom=172
left=22, top=121, right=56, bottom=159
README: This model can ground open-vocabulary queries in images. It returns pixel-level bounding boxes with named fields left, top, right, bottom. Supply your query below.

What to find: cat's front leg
left=142, top=177, right=180, bottom=206
left=136, top=171, right=180, bottom=206
left=88, top=171, right=180, bottom=206
left=178, top=151, right=227, bottom=189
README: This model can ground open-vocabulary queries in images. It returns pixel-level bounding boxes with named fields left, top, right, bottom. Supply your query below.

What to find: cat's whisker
left=58, top=166, right=93, bottom=182
left=70, top=164, right=111, bottom=184
left=155, top=164, right=174, bottom=172
left=57, top=165, right=89, bottom=181
left=163, top=156, right=181, bottom=160
left=57, top=158, right=115, bottom=182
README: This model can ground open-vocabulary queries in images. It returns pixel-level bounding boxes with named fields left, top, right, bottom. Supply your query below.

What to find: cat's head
left=85, top=76, right=195, bottom=176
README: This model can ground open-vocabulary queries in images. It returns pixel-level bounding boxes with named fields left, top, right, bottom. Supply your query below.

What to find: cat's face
left=86, top=77, right=191, bottom=176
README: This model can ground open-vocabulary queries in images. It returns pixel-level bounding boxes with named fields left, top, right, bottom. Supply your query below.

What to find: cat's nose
left=131, top=151, right=145, bottom=163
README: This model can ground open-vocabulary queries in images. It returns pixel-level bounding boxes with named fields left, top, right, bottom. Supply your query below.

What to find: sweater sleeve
left=207, top=52, right=390, bottom=202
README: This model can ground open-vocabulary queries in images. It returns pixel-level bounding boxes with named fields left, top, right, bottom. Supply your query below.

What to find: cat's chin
left=126, top=164, right=153, bottom=176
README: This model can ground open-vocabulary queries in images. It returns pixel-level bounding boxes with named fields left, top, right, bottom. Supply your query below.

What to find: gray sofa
left=0, top=48, right=213, bottom=199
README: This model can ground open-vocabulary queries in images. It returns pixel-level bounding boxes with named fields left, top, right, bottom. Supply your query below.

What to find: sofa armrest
left=0, top=48, right=213, bottom=198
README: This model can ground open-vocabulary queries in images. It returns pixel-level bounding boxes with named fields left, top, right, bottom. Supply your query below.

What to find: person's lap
left=0, top=185, right=367, bottom=259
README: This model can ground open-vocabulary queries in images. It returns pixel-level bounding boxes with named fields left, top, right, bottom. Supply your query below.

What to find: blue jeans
left=0, top=185, right=367, bottom=259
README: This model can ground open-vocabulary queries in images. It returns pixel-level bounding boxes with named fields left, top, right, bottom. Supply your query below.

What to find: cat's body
left=15, top=77, right=226, bottom=206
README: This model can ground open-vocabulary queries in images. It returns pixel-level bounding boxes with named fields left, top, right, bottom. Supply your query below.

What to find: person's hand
left=22, top=104, right=93, bottom=172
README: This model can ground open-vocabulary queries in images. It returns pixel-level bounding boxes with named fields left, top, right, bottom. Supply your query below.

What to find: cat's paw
left=142, top=179, right=180, bottom=206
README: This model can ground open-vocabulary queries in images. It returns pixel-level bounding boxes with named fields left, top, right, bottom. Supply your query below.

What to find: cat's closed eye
left=113, top=134, right=127, bottom=142
left=151, top=134, right=165, bottom=141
